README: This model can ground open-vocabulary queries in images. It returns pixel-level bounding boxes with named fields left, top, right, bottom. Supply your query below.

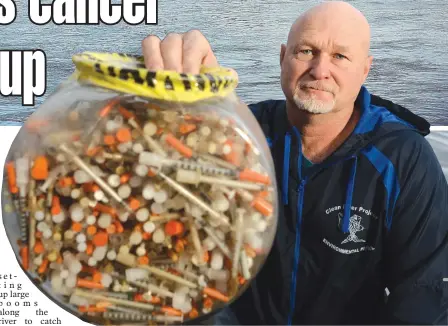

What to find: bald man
left=142, top=1, right=448, bottom=325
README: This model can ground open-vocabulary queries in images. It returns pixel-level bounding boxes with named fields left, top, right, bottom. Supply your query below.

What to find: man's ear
left=363, top=55, right=373, bottom=81
left=280, top=44, right=286, bottom=66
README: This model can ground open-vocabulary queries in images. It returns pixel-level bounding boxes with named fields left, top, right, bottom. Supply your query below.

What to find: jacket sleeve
left=380, top=132, right=448, bottom=324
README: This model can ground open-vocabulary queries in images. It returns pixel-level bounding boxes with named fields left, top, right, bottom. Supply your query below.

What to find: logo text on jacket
left=322, top=205, right=377, bottom=255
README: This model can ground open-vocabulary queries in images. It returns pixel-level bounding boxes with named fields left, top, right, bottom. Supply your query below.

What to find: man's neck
left=286, top=101, right=361, bottom=163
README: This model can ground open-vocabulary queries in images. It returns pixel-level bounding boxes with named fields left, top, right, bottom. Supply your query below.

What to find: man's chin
left=293, top=97, right=335, bottom=114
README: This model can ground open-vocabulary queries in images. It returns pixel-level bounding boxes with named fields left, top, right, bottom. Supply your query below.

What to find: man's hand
left=141, top=30, right=218, bottom=74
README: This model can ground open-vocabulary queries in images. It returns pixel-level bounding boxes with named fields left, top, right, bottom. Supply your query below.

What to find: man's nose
left=309, top=54, right=331, bottom=80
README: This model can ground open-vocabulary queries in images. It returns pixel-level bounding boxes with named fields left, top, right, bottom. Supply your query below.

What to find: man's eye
left=300, top=49, right=313, bottom=55
left=334, top=53, right=347, bottom=60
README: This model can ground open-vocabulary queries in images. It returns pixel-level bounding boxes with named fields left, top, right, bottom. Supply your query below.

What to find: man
left=142, top=1, right=448, bottom=324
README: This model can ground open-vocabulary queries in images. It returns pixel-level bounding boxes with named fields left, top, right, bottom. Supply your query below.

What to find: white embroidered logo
left=338, top=212, right=366, bottom=244
left=322, top=205, right=376, bottom=255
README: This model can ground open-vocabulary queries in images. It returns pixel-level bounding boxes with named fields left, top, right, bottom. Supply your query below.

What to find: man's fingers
left=202, top=50, right=219, bottom=69
left=160, top=33, right=184, bottom=73
left=183, top=30, right=218, bottom=74
left=226, top=67, right=239, bottom=82
left=142, top=30, right=220, bottom=75
left=141, top=35, right=164, bottom=71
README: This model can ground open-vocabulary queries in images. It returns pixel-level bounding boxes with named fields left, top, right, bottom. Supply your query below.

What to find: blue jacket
left=215, top=86, right=448, bottom=325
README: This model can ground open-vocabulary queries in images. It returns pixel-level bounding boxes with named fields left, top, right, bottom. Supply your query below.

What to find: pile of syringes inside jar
left=4, top=96, right=275, bottom=325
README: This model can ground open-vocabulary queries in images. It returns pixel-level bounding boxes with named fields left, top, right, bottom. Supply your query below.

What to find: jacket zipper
left=286, top=155, right=357, bottom=324
left=287, top=178, right=307, bottom=325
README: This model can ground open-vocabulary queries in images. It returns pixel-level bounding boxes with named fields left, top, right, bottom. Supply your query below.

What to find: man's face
left=280, top=15, right=372, bottom=114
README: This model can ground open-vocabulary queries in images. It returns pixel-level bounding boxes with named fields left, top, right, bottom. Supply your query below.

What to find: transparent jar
left=2, top=52, right=278, bottom=325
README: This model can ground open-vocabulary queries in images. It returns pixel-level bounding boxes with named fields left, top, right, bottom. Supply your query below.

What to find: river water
left=1, top=0, right=447, bottom=125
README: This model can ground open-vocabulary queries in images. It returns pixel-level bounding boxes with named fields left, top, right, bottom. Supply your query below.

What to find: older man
left=142, top=1, right=448, bottom=324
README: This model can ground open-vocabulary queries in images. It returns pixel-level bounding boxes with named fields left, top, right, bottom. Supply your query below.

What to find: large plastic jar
left=2, top=52, right=278, bottom=325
